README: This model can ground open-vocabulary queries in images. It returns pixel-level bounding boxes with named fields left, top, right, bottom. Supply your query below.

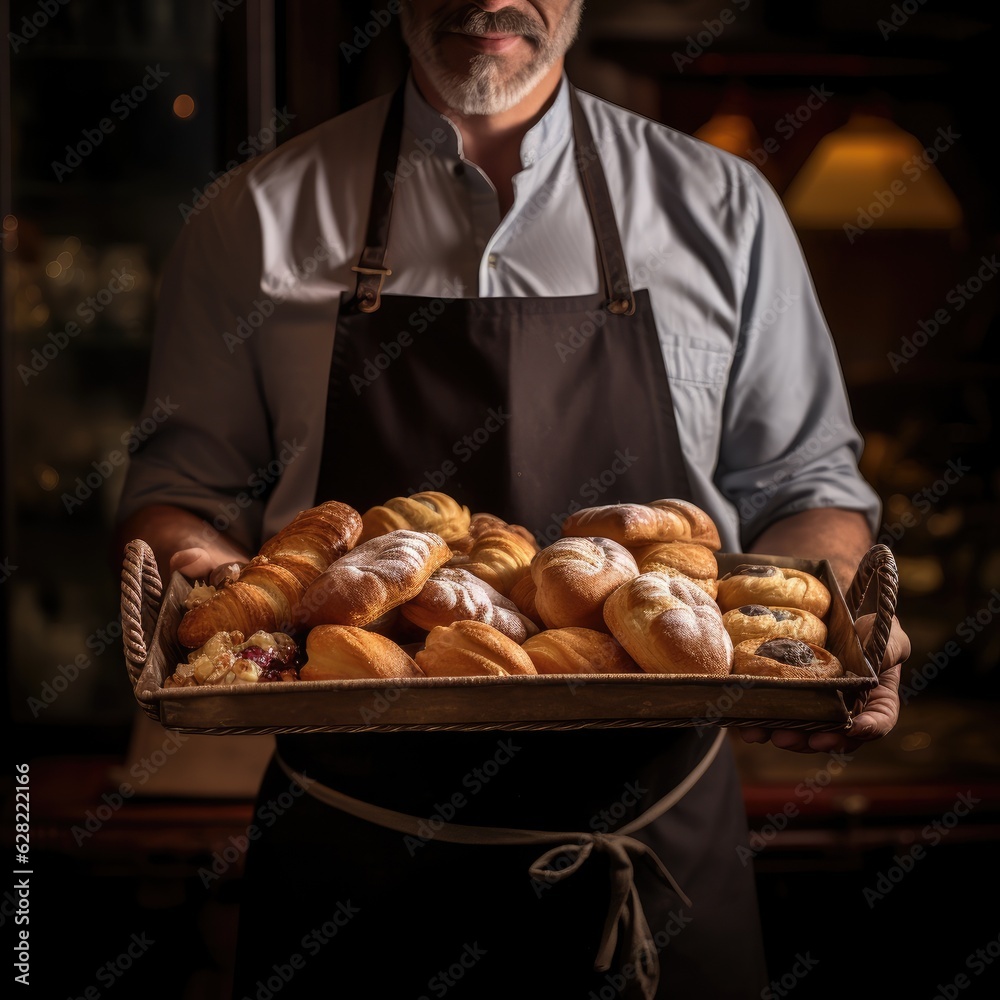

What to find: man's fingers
left=854, top=614, right=911, bottom=670
left=169, top=547, right=218, bottom=579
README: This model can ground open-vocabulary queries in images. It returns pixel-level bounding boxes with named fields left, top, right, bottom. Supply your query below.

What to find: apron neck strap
left=352, top=79, right=636, bottom=315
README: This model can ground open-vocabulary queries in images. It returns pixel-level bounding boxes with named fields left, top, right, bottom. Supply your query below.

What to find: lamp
left=782, top=112, right=963, bottom=231
left=694, top=111, right=761, bottom=159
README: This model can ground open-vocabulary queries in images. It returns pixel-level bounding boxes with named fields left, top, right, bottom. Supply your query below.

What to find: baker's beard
left=401, top=2, right=583, bottom=116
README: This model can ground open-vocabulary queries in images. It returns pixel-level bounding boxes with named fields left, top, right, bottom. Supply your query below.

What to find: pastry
left=358, top=491, right=471, bottom=544
left=521, top=627, right=640, bottom=675
left=732, top=637, right=843, bottom=679
left=508, top=570, right=544, bottom=627
left=630, top=540, right=719, bottom=599
left=297, top=529, right=452, bottom=629
left=603, top=572, right=733, bottom=675
left=531, top=536, right=639, bottom=631
left=400, top=566, right=540, bottom=644
left=447, top=514, right=539, bottom=596
left=166, top=629, right=301, bottom=686
left=721, top=604, right=827, bottom=647
left=176, top=500, right=363, bottom=648
left=299, top=625, right=422, bottom=680
left=716, top=563, right=831, bottom=618
left=560, top=498, right=721, bottom=550
left=415, top=620, right=538, bottom=677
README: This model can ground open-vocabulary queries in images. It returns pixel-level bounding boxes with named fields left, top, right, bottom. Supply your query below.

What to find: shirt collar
left=402, top=71, right=573, bottom=169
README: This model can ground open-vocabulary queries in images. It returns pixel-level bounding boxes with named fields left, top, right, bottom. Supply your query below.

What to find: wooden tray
left=121, top=542, right=896, bottom=735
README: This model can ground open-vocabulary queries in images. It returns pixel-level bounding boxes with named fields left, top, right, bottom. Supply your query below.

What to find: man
left=116, top=2, right=909, bottom=997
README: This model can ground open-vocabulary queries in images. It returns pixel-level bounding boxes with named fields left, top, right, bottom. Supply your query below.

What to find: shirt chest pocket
left=657, top=334, right=732, bottom=387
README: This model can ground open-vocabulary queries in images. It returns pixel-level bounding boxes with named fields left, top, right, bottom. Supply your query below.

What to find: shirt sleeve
left=115, top=175, right=275, bottom=553
left=715, top=164, right=882, bottom=547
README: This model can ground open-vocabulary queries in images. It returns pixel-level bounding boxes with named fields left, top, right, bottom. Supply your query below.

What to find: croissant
left=561, top=498, right=721, bottom=550
left=415, top=620, right=537, bottom=677
left=359, top=491, right=471, bottom=544
left=521, top=627, right=640, bottom=675
left=176, top=500, right=363, bottom=648
left=447, top=514, right=539, bottom=596
left=630, top=540, right=719, bottom=599
left=299, top=625, right=422, bottom=680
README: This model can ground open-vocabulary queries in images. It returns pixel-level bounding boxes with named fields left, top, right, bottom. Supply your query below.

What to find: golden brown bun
left=415, top=620, right=538, bottom=677
left=508, top=570, right=544, bottom=627
left=721, top=605, right=828, bottom=647
left=522, top=627, right=640, bottom=675
left=630, top=540, right=719, bottom=599
left=447, top=515, right=539, bottom=597
left=297, top=529, right=452, bottom=629
left=732, top=638, right=843, bottom=679
left=177, top=500, right=363, bottom=648
left=359, top=491, right=471, bottom=544
left=400, top=567, right=540, bottom=644
left=299, top=625, right=422, bottom=680
left=531, top=536, right=639, bottom=632
left=603, top=572, right=733, bottom=676
left=560, top=498, right=721, bottom=550
left=716, top=563, right=831, bottom=617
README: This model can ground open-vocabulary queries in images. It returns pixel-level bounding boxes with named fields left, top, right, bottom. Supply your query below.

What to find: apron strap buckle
left=607, top=295, right=635, bottom=316
left=352, top=264, right=393, bottom=313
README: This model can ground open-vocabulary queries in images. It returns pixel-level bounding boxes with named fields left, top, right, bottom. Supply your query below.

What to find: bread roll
left=716, top=563, right=831, bottom=618
left=732, top=637, right=842, bottom=679
left=508, top=570, right=543, bottom=627
left=359, top=491, right=471, bottom=544
left=603, top=572, right=733, bottom=676
left=521, top=627, right=640, bottom=675
left=531, top=536, right=639, bottom=631
left=176, top=500, right=363, bottom=648
left=299, top=625, right=421, bottom=680
left=630, top=540, right=719, bottom=599
left=560, top=498, right=721, bottom=550
left=721, top=604, right=827, bottom=647
left=400, top=566, right=540, bottom=644
left=298, top=529, right=452, bottom=629
left=415, top=620, right=537, bottom=677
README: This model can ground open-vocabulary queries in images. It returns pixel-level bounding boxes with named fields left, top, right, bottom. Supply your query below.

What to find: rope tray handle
left=845, top=543, right=899, bottom=674
left=121, top=539, right=163, bottom=695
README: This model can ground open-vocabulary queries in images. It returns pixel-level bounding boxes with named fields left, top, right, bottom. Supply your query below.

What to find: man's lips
left=446, top=30, right=527, bottom=53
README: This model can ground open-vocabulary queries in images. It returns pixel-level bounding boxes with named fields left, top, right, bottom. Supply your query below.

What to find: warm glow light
left=694, top=112, right=762, bottom=159
left=2, top=214, right=17, bottom=231
left=173, top=94, right=196, bottom=119
left=56, top=251, right=73, bottom=268
left=783, top=113, right=963, bottom=230
left=45, top=261, right=62, bottom=278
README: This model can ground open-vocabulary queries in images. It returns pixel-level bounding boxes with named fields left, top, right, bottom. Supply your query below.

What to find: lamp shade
left=783, top=113, right=963, bottom=230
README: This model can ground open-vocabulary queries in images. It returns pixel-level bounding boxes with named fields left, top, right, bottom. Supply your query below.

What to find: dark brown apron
left=231, top=84, right=767, bottom=999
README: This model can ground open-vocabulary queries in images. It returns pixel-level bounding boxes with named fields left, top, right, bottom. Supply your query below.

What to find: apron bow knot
left=528, top=831, right=693, bottom=1000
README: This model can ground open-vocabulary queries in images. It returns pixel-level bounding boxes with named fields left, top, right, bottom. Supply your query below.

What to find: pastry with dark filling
left=732, top=637, right=843, bottom=679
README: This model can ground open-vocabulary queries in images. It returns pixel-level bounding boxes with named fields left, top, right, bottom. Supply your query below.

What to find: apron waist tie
left=275, top=727, right=726, bottom=1000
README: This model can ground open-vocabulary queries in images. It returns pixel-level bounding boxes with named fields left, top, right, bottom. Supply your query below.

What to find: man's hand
left=738, top=613, right=912, bottom=754
left=114, top=503, right=251, bottom=583
left=169, top=544, right=249, bottom=581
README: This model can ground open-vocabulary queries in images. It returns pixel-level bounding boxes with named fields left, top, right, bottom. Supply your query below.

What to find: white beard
left=401, top=2, right=583, bottom=116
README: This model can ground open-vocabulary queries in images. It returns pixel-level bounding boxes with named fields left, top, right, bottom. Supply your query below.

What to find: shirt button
left=487, top=254, right=498, bottom=268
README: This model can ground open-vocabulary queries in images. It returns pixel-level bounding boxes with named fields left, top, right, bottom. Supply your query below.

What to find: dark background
left=2, top=1, right=999, bottom=997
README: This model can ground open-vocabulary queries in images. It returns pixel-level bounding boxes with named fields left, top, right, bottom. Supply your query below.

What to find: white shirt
left=118, top=73, right=881, bottom=553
